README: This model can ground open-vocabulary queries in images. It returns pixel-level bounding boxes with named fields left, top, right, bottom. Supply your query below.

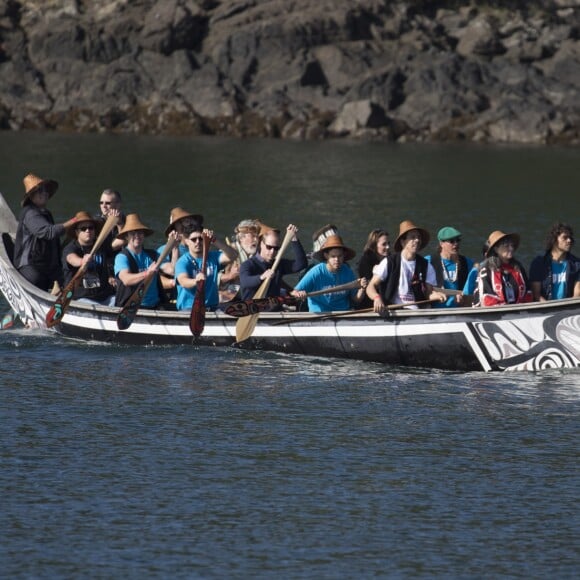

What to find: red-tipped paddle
left=190, top=232, right=212, bottom=337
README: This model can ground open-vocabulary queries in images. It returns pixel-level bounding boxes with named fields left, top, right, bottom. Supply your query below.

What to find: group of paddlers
left=11, top=173, right=580, bottom=317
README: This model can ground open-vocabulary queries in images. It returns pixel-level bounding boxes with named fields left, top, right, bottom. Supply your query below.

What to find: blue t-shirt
left=551, top=260, right=568, bottom=300
left=426, top=255, right=474, bottom=308
left=114, top=249, right=160, bottom=307
left=175, top=250, right=222, bottom=310
left=294, top=262, right=357, bottom=312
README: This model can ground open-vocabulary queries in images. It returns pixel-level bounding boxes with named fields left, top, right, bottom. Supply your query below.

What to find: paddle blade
left=45, top=279, right=78, bottom=327
left=190, top=281, right=206, bottom=337
left=189, top=233, right=212, bottom=337
left=224, top=296, right=287, bottom=317
left=1, top=310, right=16, bottom=330
left=116, top=280, right=147, bottom=330
left=235, top=312, right=260, bottom=343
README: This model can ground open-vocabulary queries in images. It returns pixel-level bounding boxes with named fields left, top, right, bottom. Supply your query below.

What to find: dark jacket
left=62, top=239, right=115, bottom=302
left=381, top=253, right=429, bottom=306
left=239, top=240, right=307, bottom=300
left=14, top=204, right=65, bottom=277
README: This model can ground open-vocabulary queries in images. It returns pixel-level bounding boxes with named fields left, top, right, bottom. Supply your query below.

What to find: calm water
left=1, top=132, right=579, bottom=577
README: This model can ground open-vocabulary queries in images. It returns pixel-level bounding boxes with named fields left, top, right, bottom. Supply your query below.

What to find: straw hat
left=485, top=230, right=520, bottom=257
left=116, top=213, right=154, bottom=239
left=65, top=211, right=99, bottom=238
left=22, top=173, right=58, bottom=206
left=311, top=224, right=338, bottom=253
left=313, top=234, right=356, bottom=262
left=394, top=220, right=430, bottom=252
left=164, top=207, right=203, bottom=237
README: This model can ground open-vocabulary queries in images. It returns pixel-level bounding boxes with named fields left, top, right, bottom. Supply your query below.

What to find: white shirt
left=373, top=256, right=437, bottom=306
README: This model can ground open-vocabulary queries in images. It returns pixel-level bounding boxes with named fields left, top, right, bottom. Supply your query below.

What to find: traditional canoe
left=1, top=193, right=579, bottom=372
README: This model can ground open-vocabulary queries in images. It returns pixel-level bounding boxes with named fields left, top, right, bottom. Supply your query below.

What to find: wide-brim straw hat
left=22, top=173, right=58, bottom=206
left=313, top=234, right=356, bottom=262
left=117, top=213, right=154, bottom=239
left=65, top=211, right=100, bottom=239
left=394, top=220, right=430, bottom=252
left=486, top=230, right=520, bottom=257
left=164, top=207, right=204, bottom=237
left=312, top=224, right=338, bottom=253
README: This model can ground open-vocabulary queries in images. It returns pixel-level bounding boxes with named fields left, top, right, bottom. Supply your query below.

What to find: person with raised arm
left=14, top=173, right=80, bottom=292
left=239, top=223, right=307, bottom=303
left=174, top=225, right=237, bottom=311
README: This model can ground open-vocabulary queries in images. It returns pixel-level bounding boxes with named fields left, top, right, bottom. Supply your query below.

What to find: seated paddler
left=291, top=235, right=367, bottom=312
left=62, top=211, right=117, bottom=306
left=174, top=226, right=237, bottom=311
left=239, top=223, right=307, bottom=305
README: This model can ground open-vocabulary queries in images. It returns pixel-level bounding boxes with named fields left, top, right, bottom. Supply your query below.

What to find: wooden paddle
left=116, top=236, right=178, bottom=331
left=224, top=278, right=362, bottom=317
left=45, top=214, right=119, bottom=328
left=189, top=232, right=212, bottom=337
left=235, top=227, right=295, bottom=343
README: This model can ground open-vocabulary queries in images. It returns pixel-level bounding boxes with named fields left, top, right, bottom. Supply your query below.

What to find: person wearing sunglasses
left=96, top=188, right=125, bottom=253
left=174, top=226, right=237, bottom=311
left=475, top=230, right=532, bottom=307
left=62, top=211, right=116, bottom=306
left=529, top=222, right=580, bottom=301
left=239, top=224, right=307, bottom=303
left=426, top=226, right=474, bottom=308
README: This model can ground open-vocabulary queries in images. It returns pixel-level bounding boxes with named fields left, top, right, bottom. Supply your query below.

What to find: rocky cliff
left=1, top=0, right=579, bottom=144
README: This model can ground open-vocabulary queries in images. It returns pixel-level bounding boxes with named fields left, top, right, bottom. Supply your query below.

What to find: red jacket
left=477, top=259, right=532, bottom=307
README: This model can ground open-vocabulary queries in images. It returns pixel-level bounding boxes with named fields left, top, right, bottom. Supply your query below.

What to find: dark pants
left=18, top=265, right=60, bottom=292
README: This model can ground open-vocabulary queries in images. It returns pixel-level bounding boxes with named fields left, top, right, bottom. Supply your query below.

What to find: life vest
left=429, top=253, right=468, bottom=289
left=532, top=252, right=580, bottom=300
left=381, top=253, right=429, bottom=306
left=115, top=248, right=163, bottom=307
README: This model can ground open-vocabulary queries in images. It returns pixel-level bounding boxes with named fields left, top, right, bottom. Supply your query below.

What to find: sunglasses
left=264, top=243, right=280, bottom=251
left=444, top=237, right=461, bottom=244
left=189, top=236, right=203, bottom=242
left=77, top=226, right=95, bottom=232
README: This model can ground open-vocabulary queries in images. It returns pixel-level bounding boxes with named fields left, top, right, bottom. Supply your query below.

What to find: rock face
left=1, top=0, right=579, bottom=144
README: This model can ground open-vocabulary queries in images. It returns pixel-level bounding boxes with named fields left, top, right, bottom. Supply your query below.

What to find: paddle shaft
left=45, top=214, right=119, bottom=327
left=235, top=228, right=296, bottom=342
left=304, top=278, right=361, bottom=298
